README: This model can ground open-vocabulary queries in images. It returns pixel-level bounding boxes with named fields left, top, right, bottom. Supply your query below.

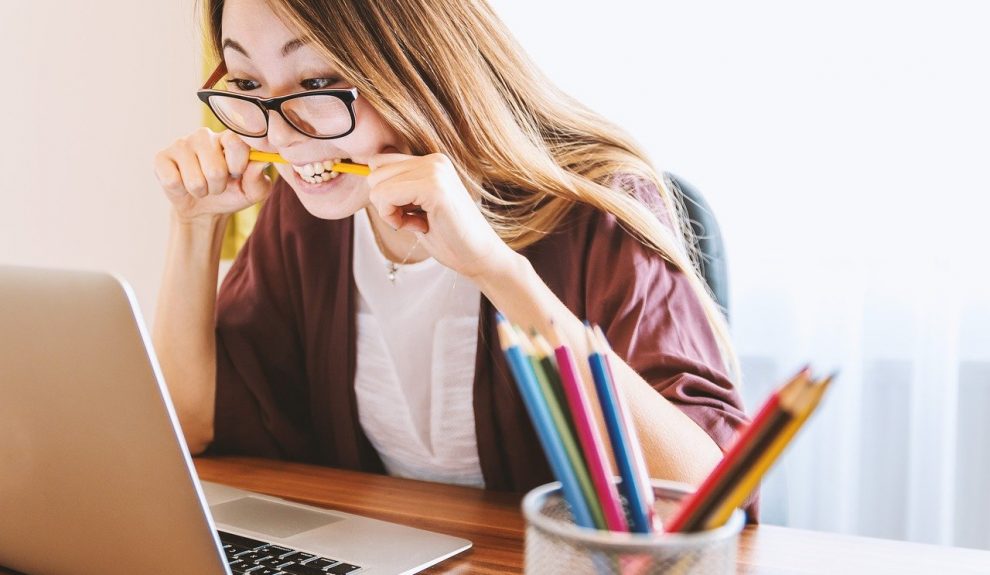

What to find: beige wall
left=1, top=1, right=201, bottom=324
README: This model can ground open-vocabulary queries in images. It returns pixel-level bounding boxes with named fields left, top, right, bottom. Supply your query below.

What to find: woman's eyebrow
left=221, top=37, right=307, bottom=59
left=222, top=38, right=250, bottom=57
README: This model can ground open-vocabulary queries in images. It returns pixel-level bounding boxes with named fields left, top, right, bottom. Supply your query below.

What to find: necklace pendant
left=387, top=262, right=398, bottom=284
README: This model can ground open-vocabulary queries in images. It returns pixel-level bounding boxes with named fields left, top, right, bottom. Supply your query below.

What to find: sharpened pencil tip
left=494, top=317, right=518, bottom=350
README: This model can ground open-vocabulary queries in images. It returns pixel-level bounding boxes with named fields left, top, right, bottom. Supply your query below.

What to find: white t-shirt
left=351, top=208, right=485, bottom=487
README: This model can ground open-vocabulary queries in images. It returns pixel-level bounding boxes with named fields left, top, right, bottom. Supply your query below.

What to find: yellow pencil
left=702, top=374, right=834, bottom=529
left=247, top=150, right=371, bottom=176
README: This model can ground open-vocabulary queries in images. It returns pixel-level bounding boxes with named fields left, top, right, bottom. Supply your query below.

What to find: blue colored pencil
left=594, top=325, right=659, bottom=531
left=495, top=314, right=595, bottom=528
left=585, top=322, right=653, bottom=533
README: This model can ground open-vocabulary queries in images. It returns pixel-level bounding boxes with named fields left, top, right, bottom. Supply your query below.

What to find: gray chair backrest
left=664, top=172, right=729, bottom=321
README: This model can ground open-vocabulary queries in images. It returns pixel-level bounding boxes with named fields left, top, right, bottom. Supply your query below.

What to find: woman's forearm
left=152, top=213, right=229, bottom=454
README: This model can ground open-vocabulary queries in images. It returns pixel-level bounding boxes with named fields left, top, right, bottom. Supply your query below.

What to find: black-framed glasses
left=197, top=61, right=358, bottom=139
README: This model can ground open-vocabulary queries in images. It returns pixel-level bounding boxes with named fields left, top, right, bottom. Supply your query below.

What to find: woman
left=152, top=0, right=750, bottom=508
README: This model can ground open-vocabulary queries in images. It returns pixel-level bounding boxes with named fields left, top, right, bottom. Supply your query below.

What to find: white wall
left=489, top=0, right=989, bottom=277
left=1, top=1, right=200, bottom=322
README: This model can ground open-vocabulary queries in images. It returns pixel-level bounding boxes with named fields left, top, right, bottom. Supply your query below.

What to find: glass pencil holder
left=522, top=479, right=745, bottom=575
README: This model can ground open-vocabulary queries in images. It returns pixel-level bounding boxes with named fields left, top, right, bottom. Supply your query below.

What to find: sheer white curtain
left=492, top=0, right=990, bottom=549
left=734, top=259, right=990, bottom=548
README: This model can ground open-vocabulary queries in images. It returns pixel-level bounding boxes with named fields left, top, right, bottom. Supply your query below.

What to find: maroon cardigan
left=210, top=175, right=755, bottom=517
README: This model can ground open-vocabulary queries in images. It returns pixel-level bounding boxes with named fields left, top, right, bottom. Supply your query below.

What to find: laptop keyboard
left=219, top=530, right=362, bottom=574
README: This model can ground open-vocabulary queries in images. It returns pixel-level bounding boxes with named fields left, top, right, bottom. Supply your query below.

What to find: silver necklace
left=366, top=210, right=423, bottom=284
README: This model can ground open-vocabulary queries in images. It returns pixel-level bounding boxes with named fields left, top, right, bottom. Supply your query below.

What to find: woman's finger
left=153, top=152, right=186, bottom=201
left=366, top=154, right=421, bottom=189
left=398, top=211, right=430, bottom=234
left=369, top=176, right=434, bottom=229
left=220, top=130, right=250, bottom=179
left=194, top=135, right=230, bottom=196
left=173, top=143, right=209, bottom=199
left=239, top=159, right=273, bottom=205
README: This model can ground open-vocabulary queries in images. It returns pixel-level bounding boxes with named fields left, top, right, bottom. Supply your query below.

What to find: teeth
left=292, top=158, right=346, bottom=184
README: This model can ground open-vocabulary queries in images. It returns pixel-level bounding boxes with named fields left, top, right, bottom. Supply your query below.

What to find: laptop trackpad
left=210, top=496, right=343, bottom=539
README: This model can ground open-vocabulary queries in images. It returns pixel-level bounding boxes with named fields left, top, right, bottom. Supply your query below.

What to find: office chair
left=663, top=172, right=729, bottom=321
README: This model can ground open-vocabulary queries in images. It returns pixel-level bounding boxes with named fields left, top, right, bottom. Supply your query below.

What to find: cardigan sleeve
left=208, top=181, right=316, bottom=459
left=584, top=174, right=751, bottom=477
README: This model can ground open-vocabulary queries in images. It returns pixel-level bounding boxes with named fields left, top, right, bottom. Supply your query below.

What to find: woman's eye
left=228, top=78, right=260, bottom=91
left=301, top=77, right=340, bottom=90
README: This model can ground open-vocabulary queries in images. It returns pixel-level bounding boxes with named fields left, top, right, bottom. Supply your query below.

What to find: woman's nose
left=265, top=111, right=307, bottom=149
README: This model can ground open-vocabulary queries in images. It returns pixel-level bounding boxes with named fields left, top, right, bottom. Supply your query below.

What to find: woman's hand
left=153, top=127, right=273, bottom=223
left=366, top=152, right=515, bottom=281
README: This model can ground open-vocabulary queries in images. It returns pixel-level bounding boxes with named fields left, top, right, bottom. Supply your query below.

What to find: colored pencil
left=585, top=323, right=653, bottom=533
left=495, top=314, right=595, bottom=528
left=531, top=331, right=578, bottom=441
left=593, top=325, right=659, bottom=532
left=547, top=322, right=629, bottom=532
left=702, top=374, right=834, bottom=529
left=517, top=328, right=606, bottom=530
left=665, top=367, right=815, bottom=532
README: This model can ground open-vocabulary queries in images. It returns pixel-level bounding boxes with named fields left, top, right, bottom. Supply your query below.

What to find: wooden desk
left=193, top=457, right=990, bottom=575
left=4, top=456, right=990, bottom=574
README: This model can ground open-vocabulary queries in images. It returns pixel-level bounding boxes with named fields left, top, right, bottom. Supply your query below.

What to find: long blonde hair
left=205, top=0, right=740, bottom=380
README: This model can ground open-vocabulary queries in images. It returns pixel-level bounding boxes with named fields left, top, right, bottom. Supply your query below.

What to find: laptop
left=0, top=265, right=471, bottom=575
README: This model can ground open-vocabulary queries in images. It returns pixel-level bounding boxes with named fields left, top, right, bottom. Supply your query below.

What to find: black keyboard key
left=305, top=557, right=340, bottom=569
left=265, top=544, right=295, bottom=558
left=225, top=544, right=249, bottom=558
left=248, top=568, right=280, bottom=575
left=327, top=563, right=362, bottom=574
left=281, top=551, right=316, bottom=563
left=238, top=550, right=278, bottom=564
left=258, top=556, right=291, bottom=569
left=280, top=563, right=326, bottom=575
left=219, top=531, right=269, bottom=550
left=227, top=560, right=257, bottom=574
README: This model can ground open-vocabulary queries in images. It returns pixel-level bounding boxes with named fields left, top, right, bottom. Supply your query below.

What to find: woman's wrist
left=470, top=245, right=527, bottom=297
left=167, top=211, right=230, bottom=271
left=171, top=210, right=230, bottom=234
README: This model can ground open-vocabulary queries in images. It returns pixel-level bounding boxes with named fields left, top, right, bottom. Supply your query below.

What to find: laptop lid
left=0, top=266, right=230, bottom=575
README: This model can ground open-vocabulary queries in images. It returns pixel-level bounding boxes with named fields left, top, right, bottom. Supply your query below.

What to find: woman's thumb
left=240, top=161, right=273, bottom=204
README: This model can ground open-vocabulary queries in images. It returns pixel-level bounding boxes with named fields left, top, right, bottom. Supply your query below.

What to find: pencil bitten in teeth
left=290, top=158, right=352, bottom=183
